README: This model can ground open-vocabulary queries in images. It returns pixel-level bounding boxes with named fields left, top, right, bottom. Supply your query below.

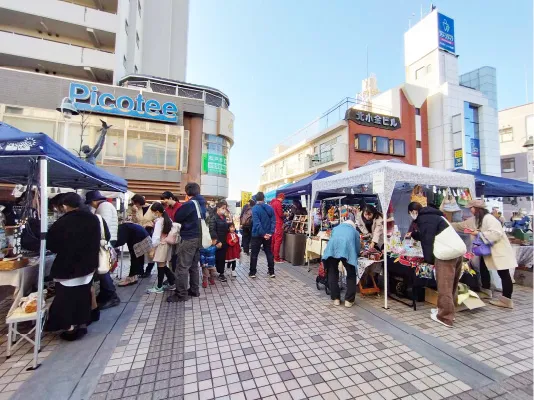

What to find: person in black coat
left=116, top=222, right=151, bottom=286
left=46, top=193, right=110, bottom=341
left=406, top=203, right=448, bottom=264
left=209, top=200, right=230, bottom=282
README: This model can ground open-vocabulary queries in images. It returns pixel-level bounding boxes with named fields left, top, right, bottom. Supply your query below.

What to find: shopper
left=167, top=183, right=206, bottom=303
left=240, top=199, right=255, bottom=255
left=406, top=202, right=465, bottom=327
left=356, top=204, right=384, bottom=250
left=452, top=199, right=517, bottom=309
left=85, top=190, right=120, bottom=310
left=46, top=193, right=109, bottom=341
left=161, top=191, right=181, bottom=273
left=116, top=222, right=151, bottom=287
left=146, top=202, right=176, bottom=294
left=270, top=193, right=285, bottom=263
left=249, top=192, right=276, bottom=278
left=322, top=220, right=361, bottom=308
left=226, top=223, right=240, bottom=277
left=209, top=200, right=230, bottom=282
left=288, top=199, right=306, bottom=221
left=130, top=194, right=156, bottom=277
left=200, top=244, right=218, bottom=288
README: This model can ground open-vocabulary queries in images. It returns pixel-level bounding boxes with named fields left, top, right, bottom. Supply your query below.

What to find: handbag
left=440, top=194, right=461, bottom=213
left=472, top=233, right=493, bottom=256
left=433, top=217, right=467, bottom=260
left=193, top=200, right=212, bottom=249
left=410, top=185, right=427, bottom=207
left=163, top=223, right=181, bottom=245
left=96, top=215, right=112, bottom=274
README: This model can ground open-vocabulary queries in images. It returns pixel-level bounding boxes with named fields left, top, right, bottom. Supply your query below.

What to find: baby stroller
left=316, top=260, right=346, bottom=295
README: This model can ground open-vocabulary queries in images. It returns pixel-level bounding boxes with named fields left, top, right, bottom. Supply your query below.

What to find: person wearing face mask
left=209, top=200, right=230, bottom=282
left=406, top=202, right=464, bottom=328
left=355, top=204, right=384, bottom=250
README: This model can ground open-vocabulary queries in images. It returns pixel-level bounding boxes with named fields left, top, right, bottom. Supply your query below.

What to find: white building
left=404, top=9, right=501, bottom=176
left=0, top=0, right=189, bottom=84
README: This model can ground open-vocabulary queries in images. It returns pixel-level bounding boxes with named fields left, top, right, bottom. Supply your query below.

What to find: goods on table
left=18, top=290, right=46, bottom=313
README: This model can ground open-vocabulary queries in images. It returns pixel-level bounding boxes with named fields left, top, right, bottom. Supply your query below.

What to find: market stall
left=0, top=122, right=127, bottom=369
left=311, top=160, right=476, bottom=309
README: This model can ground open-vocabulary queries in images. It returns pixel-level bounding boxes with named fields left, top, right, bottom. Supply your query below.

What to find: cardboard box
left=424, top=288, right=486, bottom=311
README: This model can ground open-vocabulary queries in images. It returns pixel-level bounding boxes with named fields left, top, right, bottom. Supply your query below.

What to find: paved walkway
left=0, top=254, right=532, bottom=400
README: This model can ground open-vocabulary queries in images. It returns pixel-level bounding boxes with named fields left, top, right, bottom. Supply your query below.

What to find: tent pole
left=32, top=157, right=48, bottom=370
left=307, top=194, right=312, bottom=271
left=383, top=209, right=388, bottom=309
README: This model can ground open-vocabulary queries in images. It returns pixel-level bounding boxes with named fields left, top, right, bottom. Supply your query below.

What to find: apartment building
left=0, top=0, right=188, bottom=84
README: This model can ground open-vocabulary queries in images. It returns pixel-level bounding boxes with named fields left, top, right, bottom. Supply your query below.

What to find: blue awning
left=455, top=169, right=533, bottom=197
left=265, top=183, right=291, bottom=202
left=276, top=170, right=335, bottom=199
left=0, top=122, right=127, bottom=192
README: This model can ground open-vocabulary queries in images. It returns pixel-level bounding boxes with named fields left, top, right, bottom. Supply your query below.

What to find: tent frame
left=311, top=161, right=476, bottom=309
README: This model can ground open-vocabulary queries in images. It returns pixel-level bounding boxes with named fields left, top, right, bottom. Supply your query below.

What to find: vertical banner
left=241, top=191, right=252, bottom=207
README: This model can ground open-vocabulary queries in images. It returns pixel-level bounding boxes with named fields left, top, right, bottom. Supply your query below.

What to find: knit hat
left=467, top=199, right=486, bottom=209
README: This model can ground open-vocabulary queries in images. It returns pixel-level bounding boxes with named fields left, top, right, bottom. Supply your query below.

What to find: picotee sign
left=68, top=82, right=179, bottom=123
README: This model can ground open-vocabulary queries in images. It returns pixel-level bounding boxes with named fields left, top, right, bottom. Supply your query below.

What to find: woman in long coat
left=452, top=199, right=517, bottom=309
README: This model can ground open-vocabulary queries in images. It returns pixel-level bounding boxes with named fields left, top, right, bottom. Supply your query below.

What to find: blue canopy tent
left=265, top=183, right=291, bottom=203
left=276, top=170, right=334, bottom=199
left=0, top=122, right=127, bottom=369
left=455, top=169, right=533, bottom=197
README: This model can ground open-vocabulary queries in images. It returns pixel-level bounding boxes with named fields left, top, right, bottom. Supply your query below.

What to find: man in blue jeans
left=249, top=192, right=276, bottom=278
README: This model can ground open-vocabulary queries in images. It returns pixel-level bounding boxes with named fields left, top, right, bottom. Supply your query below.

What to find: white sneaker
left=430, top=312, right=452, bottom=328
left=333, top=299, right=341, bottom=306
left=345, top=301, right=354, bottom=308
left=231, top=271, right=237, bottom=277
left=431, top=308, right=438, bottom=315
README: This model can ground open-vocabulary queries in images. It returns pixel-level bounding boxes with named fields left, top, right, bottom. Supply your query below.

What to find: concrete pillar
left=183, top=114, right=203, bottom=186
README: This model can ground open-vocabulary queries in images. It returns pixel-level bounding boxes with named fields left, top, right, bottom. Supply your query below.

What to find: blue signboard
left=69, top=82, right=178, bottom=123
left=438, top=13, right=455, bottom=54
left=470, top=138, right=480, bottom=157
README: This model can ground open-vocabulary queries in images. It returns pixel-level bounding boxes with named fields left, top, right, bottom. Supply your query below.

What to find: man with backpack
left=249, top=192, right=276, bottom=279
left=240, top=199, right=255, bottom=255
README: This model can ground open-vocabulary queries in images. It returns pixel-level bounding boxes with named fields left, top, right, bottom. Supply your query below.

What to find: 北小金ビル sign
left=345, top=109, right=401, bottom=131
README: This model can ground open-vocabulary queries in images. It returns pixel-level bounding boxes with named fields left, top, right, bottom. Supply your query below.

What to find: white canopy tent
left=311, top=160, right=476, bottom=309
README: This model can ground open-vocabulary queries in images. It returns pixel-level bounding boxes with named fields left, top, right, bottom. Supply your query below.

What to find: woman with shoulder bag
left=406, top=202, right=466, bottom=328
left=146, top=203, right=176, bottom=294
left=452, top=200, right=517, bottom=309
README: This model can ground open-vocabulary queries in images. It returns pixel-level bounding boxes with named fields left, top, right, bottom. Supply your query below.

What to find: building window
left=389, top=139, right=406, bottom=156
left=373, top=137, right=389, bottom=154
left=123, top=56, right=127, bottom=68
left=499, top=127, right=513, bottom=143
left=138, top=0, right=142, bottom=16
left=202, top=134, right=229, bottom=177
left=136, top=32, right=140, bottom=48
left=501, top=158, right=516, bottom=173
left=355, top=134, right=372, bottom=152
left=415, top=108, right=421, bottom=116
left=416, top=140, right=422, bottom=149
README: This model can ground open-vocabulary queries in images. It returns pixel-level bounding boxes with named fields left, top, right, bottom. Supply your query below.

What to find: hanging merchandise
left=441, top=193, right=461, bottom=213
left=457, top=188, right=472, bottom=207
left=410, top=185, right=427, bottom=207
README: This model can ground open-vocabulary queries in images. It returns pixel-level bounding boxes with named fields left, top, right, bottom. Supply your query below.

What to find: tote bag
left=96, top=215, right=112, bottom=274
left=193, top=200, right=212, bottom=249
left=433, top=217, right=466, bottom=260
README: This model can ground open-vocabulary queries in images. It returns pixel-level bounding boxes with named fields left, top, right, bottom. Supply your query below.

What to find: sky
left=186, top=0, right=533, bottom=200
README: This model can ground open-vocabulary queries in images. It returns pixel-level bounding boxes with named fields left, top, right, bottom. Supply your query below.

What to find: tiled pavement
left=2, top=254, right=533, bottom=399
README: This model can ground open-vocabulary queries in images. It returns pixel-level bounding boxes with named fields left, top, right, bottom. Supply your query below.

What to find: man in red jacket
left=270, top=193, right=285, bottom=263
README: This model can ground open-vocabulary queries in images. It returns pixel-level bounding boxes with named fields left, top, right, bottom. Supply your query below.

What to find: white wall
left=404, top=11, right=438, bottom=67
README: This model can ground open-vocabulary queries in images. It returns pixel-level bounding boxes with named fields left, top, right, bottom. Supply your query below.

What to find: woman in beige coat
left=452, top=199, right=517, bottom=309
left=355, top=205, right=384, bottom=249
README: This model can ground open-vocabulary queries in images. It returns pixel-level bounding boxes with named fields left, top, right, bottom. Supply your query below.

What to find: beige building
left=259, top=118, right=349, bottom=194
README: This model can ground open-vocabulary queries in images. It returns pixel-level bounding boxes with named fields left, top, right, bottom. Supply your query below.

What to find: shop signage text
left=454, top=149, right=463, bottom=168
left=438, top=13, right=455, bottom=54
left=345, top=109, right=401, bottom=131
left=202, top=153, right=227, bottom=175
left=69, top=82, right=178, bottom=123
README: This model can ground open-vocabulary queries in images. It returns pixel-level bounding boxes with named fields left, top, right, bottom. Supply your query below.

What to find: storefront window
left=126, top=130, right=166, bottom=168
left=166, top=134, right=180, bottom=169
left=3, top=116, right=58, bottom=141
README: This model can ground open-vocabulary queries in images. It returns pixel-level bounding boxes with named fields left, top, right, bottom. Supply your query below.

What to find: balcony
left=0, top=31, right=114, bottom=78
left=307, top=143, right=348, bottom=171
left=0, top=0, right=116, bottom=48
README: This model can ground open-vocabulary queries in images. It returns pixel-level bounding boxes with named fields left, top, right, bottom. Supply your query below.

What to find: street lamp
left=56, top=97, right=79, bottom=147
left=523, top=136, right=533, bottom=148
